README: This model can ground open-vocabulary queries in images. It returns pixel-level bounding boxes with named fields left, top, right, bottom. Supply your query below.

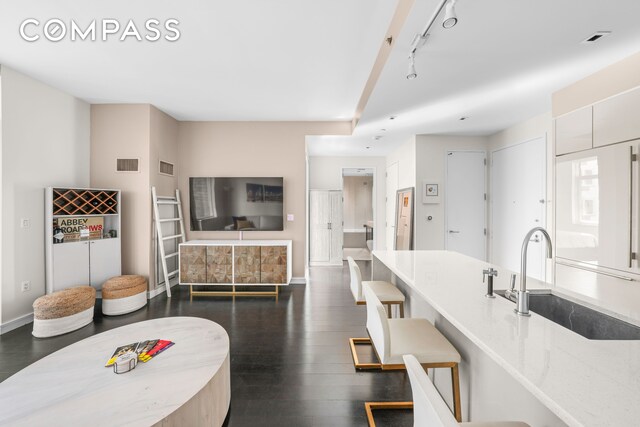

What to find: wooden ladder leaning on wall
left=151, top=187, right=187, bottom=297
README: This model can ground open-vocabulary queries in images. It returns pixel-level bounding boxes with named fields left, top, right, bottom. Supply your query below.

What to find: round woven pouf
left=32, top=286, right=96, bottom=338
left=102, top=275, right=148, bottom=316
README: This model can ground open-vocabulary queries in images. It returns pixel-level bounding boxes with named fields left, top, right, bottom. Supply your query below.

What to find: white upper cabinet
left=594, top=86, right=640, bottom=147
left=555, top=106, right=593, bottom=156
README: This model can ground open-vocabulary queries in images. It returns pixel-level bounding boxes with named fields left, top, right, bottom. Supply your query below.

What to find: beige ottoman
left=32, top=286, right=96, bottom=338
left=102, top=275, right=148, bottom=316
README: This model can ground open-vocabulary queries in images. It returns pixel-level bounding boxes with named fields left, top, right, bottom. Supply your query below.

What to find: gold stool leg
left=452, top=363, right=462, bottom=422
left=365, top=401, right=413, bottom=427
left=399, top=302, right=404, bottom=318
left=348, top=338, right=382, bottom=370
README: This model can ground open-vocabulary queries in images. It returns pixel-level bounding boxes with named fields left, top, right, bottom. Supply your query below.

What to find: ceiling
left=308, top=0, right=640, bottom=156
left=2, top=1, right=640, bottom=156
left=0, top=0, right=395, bottom=121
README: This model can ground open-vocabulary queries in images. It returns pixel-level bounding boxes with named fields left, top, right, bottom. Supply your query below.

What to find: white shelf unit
left=45, top=187, right=122, bottom=295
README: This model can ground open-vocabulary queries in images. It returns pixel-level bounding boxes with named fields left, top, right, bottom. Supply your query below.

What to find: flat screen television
left=189, top=177, right=284, bottom=231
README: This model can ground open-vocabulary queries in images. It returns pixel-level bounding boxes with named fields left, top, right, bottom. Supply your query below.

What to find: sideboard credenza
left=179, top=240, right=292, bottom=297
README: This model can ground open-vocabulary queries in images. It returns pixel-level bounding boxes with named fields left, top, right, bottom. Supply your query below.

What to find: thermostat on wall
left=287, top=214, right=294, bottom=221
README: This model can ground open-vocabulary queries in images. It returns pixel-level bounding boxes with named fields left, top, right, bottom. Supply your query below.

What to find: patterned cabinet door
left=180, top=246, right=207, bottom=283
left=234, top=246, right=261, bottom=283
left=206, top=246, right=233, bottom=283
left=261, top=246, right=288, bottom=284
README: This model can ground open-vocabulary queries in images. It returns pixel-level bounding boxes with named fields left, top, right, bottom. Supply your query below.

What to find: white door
left=89, top=238, right=122, bottom=289
left=329, top=191, right=343, bottom=264
left=386, top=162, right=399, bottom=249
left=446, top=151, right=487, bottom=260
left=310, top=190, right=330, bottom=263
left=52, top=241, right=90, bottom=292
left=492, top=138, right=546, bottom=280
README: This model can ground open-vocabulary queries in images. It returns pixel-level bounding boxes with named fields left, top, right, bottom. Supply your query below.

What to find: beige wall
left=552, top=51, right=640, bottom=117
left=1, top=66, right=90, bottom=327
left=149, top=107, right=179, bottom=290
left=342, top=176, right=373, bottom=231
left=91, top=105, right=152, bottom=282
left=415, top=135, right=489, bottom=250
left=178, top=121, right=350, bottom=279
left=91, top=105, right=179, bottom=292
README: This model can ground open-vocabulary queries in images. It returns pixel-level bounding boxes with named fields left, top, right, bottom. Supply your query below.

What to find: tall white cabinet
left=555, top=85, right=640, bottom=284
left=45, top=187, right=122, bottom=294
left=309, top=190, right=343, bottom=265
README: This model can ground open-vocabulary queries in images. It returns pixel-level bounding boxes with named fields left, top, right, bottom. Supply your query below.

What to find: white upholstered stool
left=348, top=256, right=405, bottom=317
left=403, top=354, right=530, bottom=427
left=357, top=286, right=462, bottom=425
left=102, top=275, right=147, bottom=316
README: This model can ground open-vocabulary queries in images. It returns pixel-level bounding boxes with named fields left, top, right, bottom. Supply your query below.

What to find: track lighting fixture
left=406, top=0, right=461, bottom=80
left=442, top=0, right=458, bottom=29
left=407, top=53, right=417, bottom=80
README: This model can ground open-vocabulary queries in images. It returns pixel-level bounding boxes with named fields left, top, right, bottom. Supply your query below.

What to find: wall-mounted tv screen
left=189, top=177, right=284, bottom=231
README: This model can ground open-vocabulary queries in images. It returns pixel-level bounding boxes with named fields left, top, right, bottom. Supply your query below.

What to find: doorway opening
left=342, top=168, right=374, bottom=261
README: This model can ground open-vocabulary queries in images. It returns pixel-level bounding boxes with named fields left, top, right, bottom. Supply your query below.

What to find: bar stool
left=355, top=287, right=462, bottom=424
left=347, top=256, right=405, bottom=317
left=402, top=354, right=530, bottom=427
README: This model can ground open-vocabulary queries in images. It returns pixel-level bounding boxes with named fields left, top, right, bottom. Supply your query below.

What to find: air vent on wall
left=116, top=158, right=140, bottom=172
left=159, top=160, right=174, bottom=176
left=581, top=31, right=611, bottom=44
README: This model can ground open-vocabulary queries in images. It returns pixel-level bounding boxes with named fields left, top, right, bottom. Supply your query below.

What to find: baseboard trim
left=148, top=278, right=179, bottom=299
left=1, top=312, right=34, bottom=335
left=290, top=277, right=306, bottom=285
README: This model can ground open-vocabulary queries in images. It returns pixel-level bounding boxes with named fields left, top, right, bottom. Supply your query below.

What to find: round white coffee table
left=0, top=317, right=230, bottom=426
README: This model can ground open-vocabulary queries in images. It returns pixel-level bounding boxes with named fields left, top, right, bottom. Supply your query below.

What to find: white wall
left=308, top=155, right=386, bottom=250
left=386, top=136, right=416, bottom=189
left=415, top=135, right=489, bottom=250
left=1, top=66, right=90, bottom=329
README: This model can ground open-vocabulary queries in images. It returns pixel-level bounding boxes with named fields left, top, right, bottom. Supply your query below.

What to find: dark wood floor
left=0, top=262, right=412, bottom=426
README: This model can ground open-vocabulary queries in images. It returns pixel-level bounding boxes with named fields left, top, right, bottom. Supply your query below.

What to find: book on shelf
left=54, top=216, right=104, bottom=243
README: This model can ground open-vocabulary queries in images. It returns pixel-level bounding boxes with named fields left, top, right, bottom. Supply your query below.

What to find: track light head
left=442, top=0, right=458, bottom=29
left=406, top=54, right=417, bottom=80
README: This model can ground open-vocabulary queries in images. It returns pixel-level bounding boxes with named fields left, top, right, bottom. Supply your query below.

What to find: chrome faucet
left=516, top=227, right=553, bottom=316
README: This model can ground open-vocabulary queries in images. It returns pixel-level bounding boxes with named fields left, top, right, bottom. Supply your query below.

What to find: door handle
left=327, top=222, right=332, bottom=230
left=530, top=236, right=540, bottom=243
left=448, top=230, right=460, bottom=234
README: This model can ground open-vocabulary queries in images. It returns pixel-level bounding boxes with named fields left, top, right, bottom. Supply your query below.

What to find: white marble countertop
left=0, top=317, right=230, bottom=427
left=181, top=239, right=292, bottom=246
left=372, top=250, right=640, bottom=427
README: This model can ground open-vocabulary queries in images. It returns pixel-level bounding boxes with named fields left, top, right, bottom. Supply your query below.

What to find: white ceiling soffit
left=343, top=168, right=374, bottom=176
left=0, top=0, right=396, bottom=121
left=308, top=0, right=640, bottom=156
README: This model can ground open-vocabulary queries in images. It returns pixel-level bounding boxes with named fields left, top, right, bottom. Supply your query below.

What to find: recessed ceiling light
left=373, top=135, right=383, bottom=140
left=380, top=128, right=386, bottom=132
left=459, top=117, right=468, bottom=121
left=581, top=31, right=611, bottom=44
left=389, top=116, right=397, bottom=120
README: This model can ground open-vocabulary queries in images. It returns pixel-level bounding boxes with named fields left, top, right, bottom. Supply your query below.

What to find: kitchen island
left=372, top=250, right=640, bottom=427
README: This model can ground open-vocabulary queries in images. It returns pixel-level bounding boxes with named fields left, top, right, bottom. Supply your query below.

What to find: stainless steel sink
left=495, top=290, right=640, bottom=340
